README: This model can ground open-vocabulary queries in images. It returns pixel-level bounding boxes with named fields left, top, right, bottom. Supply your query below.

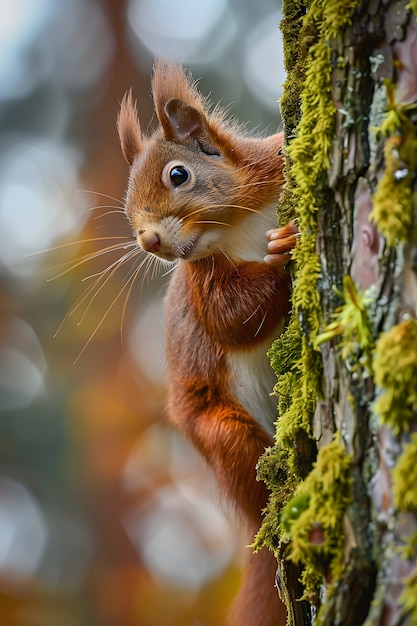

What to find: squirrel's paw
left=264, top=220, right=298, bottom=268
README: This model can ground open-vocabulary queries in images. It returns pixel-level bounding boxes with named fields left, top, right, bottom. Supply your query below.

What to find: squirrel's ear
left=117, top=90, right=143, bottom=165
left=163, top=98, right=220, bottom=156
left=152, top=62, right=220, bottom=154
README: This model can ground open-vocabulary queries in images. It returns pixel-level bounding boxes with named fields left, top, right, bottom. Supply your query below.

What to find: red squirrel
left=117, top=62, right=297, bottom=626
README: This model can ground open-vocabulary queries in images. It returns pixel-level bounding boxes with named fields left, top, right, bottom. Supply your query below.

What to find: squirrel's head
left=117, top=62, right=283, bottom=263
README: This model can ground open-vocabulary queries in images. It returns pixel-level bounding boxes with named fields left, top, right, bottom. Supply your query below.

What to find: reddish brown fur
left=165, top=258, right=288, bottom=521
left=117, top=61, right=296, bottom=626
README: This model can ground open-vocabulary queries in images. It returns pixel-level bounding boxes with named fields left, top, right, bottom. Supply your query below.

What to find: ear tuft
left=117, top=90, right=143, bottom=165
left=151, top=61, right=218, bottom=153
left=152, top=61, right=201, bottom=121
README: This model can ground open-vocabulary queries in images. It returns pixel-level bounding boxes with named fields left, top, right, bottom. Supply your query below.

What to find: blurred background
left=0, top=1, right=284, bottom=624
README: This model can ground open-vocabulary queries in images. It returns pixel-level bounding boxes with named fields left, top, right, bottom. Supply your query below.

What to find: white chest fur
left=221, top=203, right=278, bottom=263
left=226, top=336, right=279, bottom=438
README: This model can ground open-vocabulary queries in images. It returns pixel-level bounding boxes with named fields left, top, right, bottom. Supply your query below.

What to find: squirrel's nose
left=138, top=231, right=161, bottom=253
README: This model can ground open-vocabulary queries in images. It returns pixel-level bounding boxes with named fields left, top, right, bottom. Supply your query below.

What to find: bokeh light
left=0, top=138, right=85, bottom=276
left=0, top=1, right=284, bottom=624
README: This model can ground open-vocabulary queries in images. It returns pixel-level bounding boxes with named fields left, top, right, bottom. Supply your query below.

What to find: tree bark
left=256, top=2, right=417, bottom=625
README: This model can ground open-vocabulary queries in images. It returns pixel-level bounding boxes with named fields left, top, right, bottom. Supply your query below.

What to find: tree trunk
left=255, top=1, right=417, bottom=625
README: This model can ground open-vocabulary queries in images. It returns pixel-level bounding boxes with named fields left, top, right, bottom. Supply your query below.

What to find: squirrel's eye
left=169, top=165, right=190, bottom=187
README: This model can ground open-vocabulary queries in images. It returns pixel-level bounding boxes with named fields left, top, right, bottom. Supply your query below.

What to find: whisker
left=219, top=248, right=237, bottom=271
left=151, top=256, right=163, bottom=282
left=119, top=262, right=145, bottom=355
left=28, top=236, right=130, bottom=258
left=119, top=253, right=172, bottom=358
left=209, top=254, right=216, bottom=282
left=235, top=179, right=277, bottom=191
left=122, top=251, right=150, bottom=285
left=77, top=189, right=124, bottom=206
left=52, top=247, right=143, bottom=338
left=76, top=248, right=140, bottom=326
left=233, top=162, right=254, bottom=175
left=140, top=254, right=161, bottom=292
left=77, top=203, right=127, bottom=219
left=93, top=209, right=126, bottom=219
left=178, top=206, right=211, bottom=219
left=193, top=220, right=232, bottom=227
left=161, top=260, right=180, bottom=277
left=243, top=304, right=261, bottom=325
left=180, top=203, right=259, bottom=220
left=207, top=203, right=260, bottom=214
left=80, top=204, right=124, bottom=215
left=47, top=240, right=137, bottom=281
left=73, top=274, right=138, bottom=364
left=254, top=309, right=268, bottom=337
left=80, top=245, right=138, bottom=282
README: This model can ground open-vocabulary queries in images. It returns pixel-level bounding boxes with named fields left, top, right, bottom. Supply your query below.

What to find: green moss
left=392, top=434, right=417, bottom=624
left=370, top=81, right=417, bottom=246
left=259, top=0, right=361, bottom=611
left=370, top=135, right=416, bottom=245
left=393, top=433, right=417, bottom=516
left=285, top=36, right=335, bottom=342
left=373, top=320, right=417, bottom=624
left=305, top=0, right=357, bottom=40
left=270, top=316, right=321, bottom=469
left=280, top=492, right=311, bottom=535
left=279, top=0, right=307, bottom=138
left=264, top=0, right=351, bottom=479
left=408, top=0, right=417, bottom=18
left=255, top=317, right=319, bottom=553
left=373, top=318, right=417, bottom=434
left=315, top=275, right=375, bottom=373
left=267, top=23, right=339, bottom=509
left=255, top=445, right=298, bottom=552
left=400, top=572, right=417, bottom=626
left=281, top=437, right=353, bottom=599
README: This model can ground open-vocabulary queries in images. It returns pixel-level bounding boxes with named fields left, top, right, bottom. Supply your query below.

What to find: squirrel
left=117, top=61, right=297, bottom=626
